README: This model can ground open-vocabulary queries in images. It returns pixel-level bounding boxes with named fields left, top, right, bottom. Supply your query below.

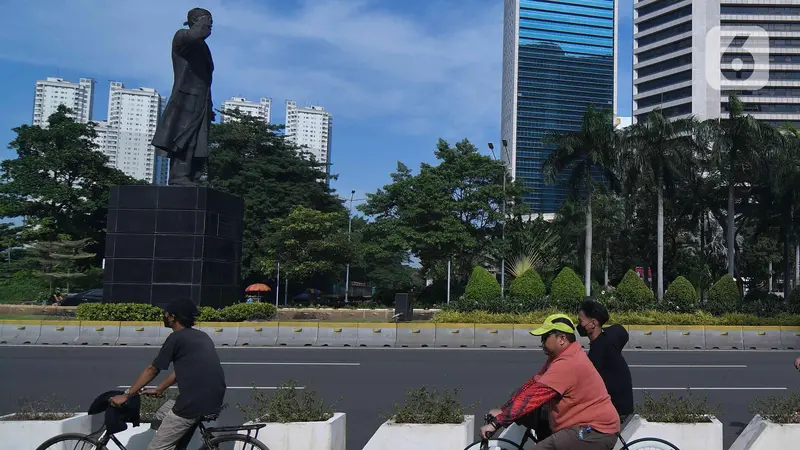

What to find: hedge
left=76, top=302, right=277, bottom=322
left=464, top=266, right=501, bottom=303
left=614, top=269, right=654, bottom=311
left=549, top=267, right=584, bottom=311
left=663, top=276, right=699, bottom=312
left=707, top=274, right=741, bottom=315
left=432, top=309, right=800, bottom=326
left=508, top=268, right=546, bottom=310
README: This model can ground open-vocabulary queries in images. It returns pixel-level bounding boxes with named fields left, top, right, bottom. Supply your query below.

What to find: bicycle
left=36, top=398, right=270, bottom=450
left=462, top=414, right=680, bottom=450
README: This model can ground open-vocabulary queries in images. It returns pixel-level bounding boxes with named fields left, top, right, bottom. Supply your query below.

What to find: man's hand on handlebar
left=480, top=413, right=502, bottom=439
left=140, top=388, right=162, bottom=397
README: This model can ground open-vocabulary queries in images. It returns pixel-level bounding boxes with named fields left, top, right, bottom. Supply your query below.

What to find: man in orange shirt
left=482, top=314, right=620, bottom=450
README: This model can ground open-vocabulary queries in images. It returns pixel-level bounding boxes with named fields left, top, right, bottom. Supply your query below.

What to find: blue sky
left=0, top=0, right=634, bottom=204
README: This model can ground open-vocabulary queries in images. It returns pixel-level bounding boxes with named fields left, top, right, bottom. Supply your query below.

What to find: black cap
left=163, top=298, right=198, bottom=318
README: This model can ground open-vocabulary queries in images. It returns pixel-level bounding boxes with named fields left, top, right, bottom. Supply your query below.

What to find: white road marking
left=117, top=385, right=304, bottom=390
left=634, top=387, right=786, bottom=391
left=630, top=364, right=747, bottom=368
left=221, top=361, right=360, bottom=366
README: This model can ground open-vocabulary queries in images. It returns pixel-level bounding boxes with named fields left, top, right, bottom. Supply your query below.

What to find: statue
left=151, top=8, right=215, bottom=186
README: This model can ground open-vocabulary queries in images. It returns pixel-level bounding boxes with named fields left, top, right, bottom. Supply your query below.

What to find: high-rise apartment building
left=221, top=96, right=271, bottom=123
left=501, top=0, right=618, bottom=214
left=33, top=77, right=95, bottom=126
left=633, top=1, right=800, bottom=128
left=285, top=101, right=333, bottom=175
left=101, top=81, right=165, bottom=183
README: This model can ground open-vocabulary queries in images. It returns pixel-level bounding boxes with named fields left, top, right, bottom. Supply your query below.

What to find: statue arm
left=174, top=15, right=211, bottom=49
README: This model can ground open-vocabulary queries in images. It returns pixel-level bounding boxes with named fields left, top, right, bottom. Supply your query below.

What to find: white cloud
left=0, top=0, right=502, bottom=139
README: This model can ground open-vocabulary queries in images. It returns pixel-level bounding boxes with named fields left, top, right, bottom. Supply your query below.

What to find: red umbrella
left=245, top=283, right=271, bottom=293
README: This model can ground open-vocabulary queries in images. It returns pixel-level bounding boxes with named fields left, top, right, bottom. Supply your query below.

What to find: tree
left=592, top=193, right=625, bottom=287
left=260, top=205, right=354, bottom=284
left=352, top=217, right=416, bottom=304
left=0, top=105, right=138, bottom=261
left=543, top=105, right=620, bottom=296
left=30, top=237, right=96, bottom=293
left=620, top=110, right=700, bottom=301
left=207, top=112, right=345, bottom=279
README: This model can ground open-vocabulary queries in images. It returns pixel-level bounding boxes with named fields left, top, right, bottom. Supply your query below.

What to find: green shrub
left=385, top=386, right=473, bottom=424
left=237, top=379, right=338, bottom=423
left=706, top=274, right=741, bottom=315
left=140, top=391, right=179, bottom=423
left=0, top=270, right=49, bottom=304
left=549, top=267, right=584, bottom=312
left=590, top=280, right=604, bottom=296
left=637, top=391, right=720, bottom=423
left=3, top=394, right=78, bottom=421
left=464, top=266, right=501, bottom=303
left=218, top=303, right=277, bottom=322
left=76, top=303, right=162, bottom=321
left=750, top=393, right=800, bottom=424
left=741, top=290, right=787, bottom=317
left=615, top=270, right=655, bottom=311
left=663, top=276, right=699, bottom=312
left=508, top=268, right=546, bottom=311
left=197, top=306, right=222, bottom=322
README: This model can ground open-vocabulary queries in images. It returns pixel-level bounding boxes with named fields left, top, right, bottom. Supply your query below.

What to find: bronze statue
left=152, top=8, right=215, bottom=186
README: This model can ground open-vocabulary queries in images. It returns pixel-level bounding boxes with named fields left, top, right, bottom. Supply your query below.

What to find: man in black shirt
left=111, top=298, right=226, bottom=450
left=577, top=300, right=634, bottom=423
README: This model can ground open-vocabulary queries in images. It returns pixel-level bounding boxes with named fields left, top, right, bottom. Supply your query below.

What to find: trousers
left=147, top=409, right=199, bottom=450
left=536, top=426, right=617, bottom=450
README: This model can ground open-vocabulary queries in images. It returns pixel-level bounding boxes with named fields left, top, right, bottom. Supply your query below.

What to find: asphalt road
left=1, top=346, right=798, bottom=449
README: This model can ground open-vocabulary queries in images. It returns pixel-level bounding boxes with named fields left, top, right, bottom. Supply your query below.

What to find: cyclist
left=577, top=300, right=633, bottom=424
left=110, top=298, right=227, bottom=450
left=795, top=355, right=800, bottom=370
left=482, top=314, right=620, bottom=450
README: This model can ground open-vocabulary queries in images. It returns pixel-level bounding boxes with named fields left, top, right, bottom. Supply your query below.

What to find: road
left=1, top=346, right=797, bottom=449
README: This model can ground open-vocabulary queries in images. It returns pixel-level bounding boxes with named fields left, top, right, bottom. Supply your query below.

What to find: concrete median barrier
left=395, top=323, right=435, bottom=347
left=76, top=321, right=120, bottom=346
left=512, top=324, right=541, bottom=348
left=666, top=326, right=706, bottom=350
left=780, top=326, right=800, bottom=350
left=316, top=323, right=359, bottom=347
left=117, top=322, right=162, bottom=346
left=704, top=326, right=744, bottom=350
left=0, top=320, right=41, bottom=345
left=473, top=324, right=514, bottom=348
left=627, top=326, right=667, bottom=349
left=743, top=326, right=782, bottom=350
left=199, top=322, right=240, bottom=346
left=434, top=323, right=474, bottom=348
left=277, top=322, right=318, bottom=346
left=357, top=323, right=396, bottom=347
left=235, top=323, right=279, bottom=346
left=37, top=321, right=81, bottom=345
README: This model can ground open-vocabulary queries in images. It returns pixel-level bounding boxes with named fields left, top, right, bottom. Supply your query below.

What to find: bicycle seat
left=201, top=413, right=220, bottom=422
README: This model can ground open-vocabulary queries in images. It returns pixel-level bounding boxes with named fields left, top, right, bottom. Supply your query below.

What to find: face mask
left=577, top=323, right=588, bottom=337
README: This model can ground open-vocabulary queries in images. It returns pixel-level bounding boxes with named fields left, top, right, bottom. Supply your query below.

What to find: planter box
left=362, top=415, right=474, bottom=450
left=729, top=414, right=800, bottom=450
left=108, top=421, right=205, bottom=449
left=613, top=415, right=723, bottom=450
left=0, top=412, right=94, bottom=449
left=236, top=412, right=346, bottom=450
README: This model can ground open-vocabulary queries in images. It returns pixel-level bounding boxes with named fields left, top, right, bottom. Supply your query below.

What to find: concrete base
left=237, top=412, right=346, bottom=450
left=362, top=415, right=474, bottom=450
left=0, top=412, right=93, bottom=449
left=614, top=414, right=723, bottom=450
left=729, top=414, right=800, bottom=450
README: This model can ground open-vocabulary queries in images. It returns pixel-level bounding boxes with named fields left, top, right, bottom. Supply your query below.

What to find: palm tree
left=543, top=105, right=620, bottom=296
left=620, top=109, right=699, bottom=301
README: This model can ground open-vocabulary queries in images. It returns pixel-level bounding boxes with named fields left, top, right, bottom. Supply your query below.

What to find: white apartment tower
left=102, top=81, right=165, bottom=183
left=285, top=101, right=332, bottom=175
left=221, top=97, right=271, bottom=123
left=633, top=0, right=800, bottom=127
left=33, top=77, right=95, bottom=126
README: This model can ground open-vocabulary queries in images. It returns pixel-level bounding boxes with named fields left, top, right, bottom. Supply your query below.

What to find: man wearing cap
left=482, top=314, right=620, bottom=450
left=110, top=299, right=226, bottom=450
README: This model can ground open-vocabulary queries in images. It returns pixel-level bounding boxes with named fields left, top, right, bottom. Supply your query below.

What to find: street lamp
left=345, top=189, right=355, bottom=303
left=489, top=141, right=510, bottom=298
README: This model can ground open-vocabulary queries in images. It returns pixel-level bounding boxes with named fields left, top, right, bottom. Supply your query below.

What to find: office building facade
left=221, top=96, right=272, bottom=123
left=33, top=77, right=95, bottom=126
left=285, top=101, right=333, bottom=175
left=502, top=0, right=618, bottom=214
left=633, top=0, right=800, bottom=127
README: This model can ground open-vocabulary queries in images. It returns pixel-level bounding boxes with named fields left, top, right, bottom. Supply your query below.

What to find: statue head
left=184, top=7, right=213, bottom=30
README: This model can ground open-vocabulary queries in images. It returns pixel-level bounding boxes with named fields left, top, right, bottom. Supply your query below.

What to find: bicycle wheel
left=36, top=433, right=107, bottom=450
left=462, top=437, right=524, bottom=450
left=623, top=437, right=680, bottom=450
left=199, top=433, right=271, bottom=450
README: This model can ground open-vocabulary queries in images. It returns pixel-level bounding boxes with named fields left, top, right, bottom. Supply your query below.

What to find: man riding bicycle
left=481, top=314, right=620, bottom=450
left=110, top=298, right=227, bottom=450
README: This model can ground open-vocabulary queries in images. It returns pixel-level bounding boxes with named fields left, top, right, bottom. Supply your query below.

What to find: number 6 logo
left=705, top=25, right=770, bottom=91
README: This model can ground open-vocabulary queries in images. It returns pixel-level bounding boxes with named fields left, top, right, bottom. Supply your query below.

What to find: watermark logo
left=705, top=25, right=770, bottom=91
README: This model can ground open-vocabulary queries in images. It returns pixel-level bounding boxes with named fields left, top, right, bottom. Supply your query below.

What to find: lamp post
left=488, top=141, right=511, bottom=298
left=344, top=189, right=355, bottom=303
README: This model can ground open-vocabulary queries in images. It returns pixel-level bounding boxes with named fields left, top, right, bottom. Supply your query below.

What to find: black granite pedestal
left=103, top=185, right=245, bottom=308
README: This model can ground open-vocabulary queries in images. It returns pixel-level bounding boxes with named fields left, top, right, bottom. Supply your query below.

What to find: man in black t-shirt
left=110, top=298, right=226, bottom=450
left=577, top=300, right=634, bottom=424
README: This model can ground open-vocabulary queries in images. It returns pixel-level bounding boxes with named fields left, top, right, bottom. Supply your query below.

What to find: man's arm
left=110, top=365, right=161, bottom=406
left=175, top=15, right=212, bottom=49
left=494, top=380, right=559, bottom=427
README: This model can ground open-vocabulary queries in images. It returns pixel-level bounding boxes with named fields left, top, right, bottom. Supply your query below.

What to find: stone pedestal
left=103, top=185, right=244, bottom=308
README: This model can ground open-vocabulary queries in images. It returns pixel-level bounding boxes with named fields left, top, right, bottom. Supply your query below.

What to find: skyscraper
left=101, top=81, right=165, bottom=183
left=33, top=77, right=95, bottom=126
left=221, top=96, right=272, bottom=123
left=501, top=0, right=617, bottom=215
left=285, top=101, right=333, bottom=176
left=633, top=1, right=800, bottom=127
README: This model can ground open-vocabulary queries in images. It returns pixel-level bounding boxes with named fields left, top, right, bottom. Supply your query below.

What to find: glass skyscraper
left=502, top=0, right=618, bottom=215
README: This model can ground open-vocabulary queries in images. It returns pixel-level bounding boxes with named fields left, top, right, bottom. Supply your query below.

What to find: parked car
left=59, top=288, right=103, bottom=306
